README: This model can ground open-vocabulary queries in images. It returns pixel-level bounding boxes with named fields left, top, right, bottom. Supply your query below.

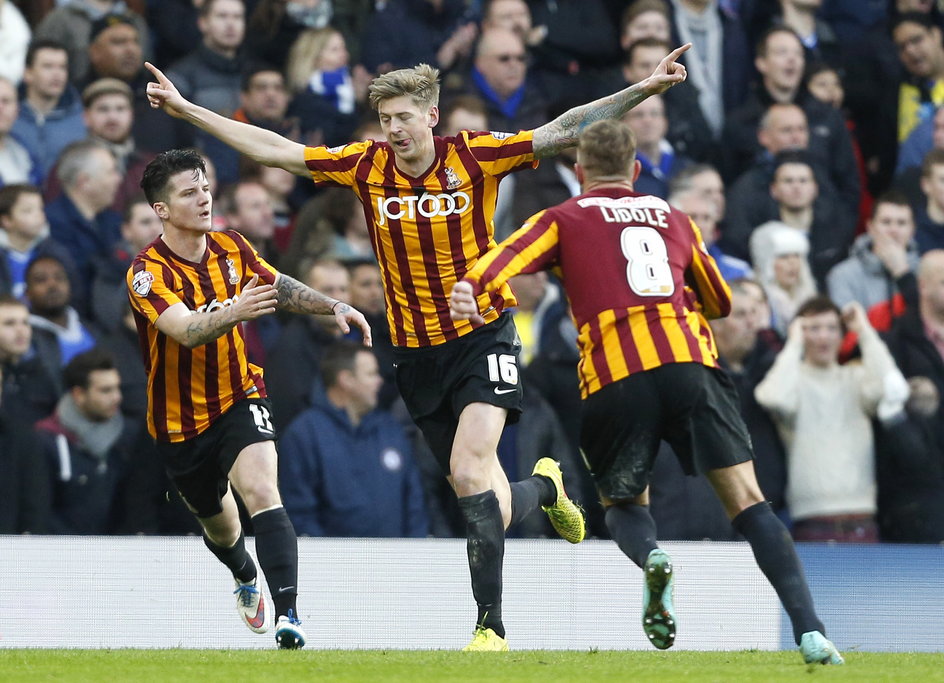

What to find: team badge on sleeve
left=132, top=270, right=154, bottom=296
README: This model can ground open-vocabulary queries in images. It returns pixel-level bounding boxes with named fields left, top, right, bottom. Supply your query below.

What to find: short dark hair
left=772, top=149, right=815, bottom=175
left=25, top=254, right=68, bottom=282
left=0, top=293, right=27, bottom=310
left=141, top=149, right=208, bottom=205
left=25, top=39, right=68, bottom=68
left=755, top=26, right=801, bottom=58
left=795, top=294, right=841, bottom=321
left=63, top=348, right=117, bottom=391
left=871, top=189, right=911, bottom=219
left=892, top=12, right=936, bottom=35
left=320, top=340, right=370, bottom=388
left=921, top=148, right=944, bottom=178
left=122, top=192, right=152, bottom=222
left=0, top=184, right=42, bottom=219
left=241, top=63, right=282, bottom=92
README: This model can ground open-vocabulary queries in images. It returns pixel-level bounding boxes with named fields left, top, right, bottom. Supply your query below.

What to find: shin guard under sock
left=252, top=507, right=299, bottom=618
left=732, top=501, right=825, bottom=644
left=458, top=490, right=506, bottom=637
left=605, top=503, right=659, bottom=569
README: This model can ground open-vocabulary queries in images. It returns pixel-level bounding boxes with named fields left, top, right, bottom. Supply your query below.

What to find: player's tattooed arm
left=275, top=274, right=340, bottom=315
left=532, top=86, right=652, bottom=158
left=532, top=43, right=690, bottom=159
left=181, top=310, right=240, bottom=348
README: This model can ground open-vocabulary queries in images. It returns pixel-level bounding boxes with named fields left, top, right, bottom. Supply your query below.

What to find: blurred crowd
left=2, top=0, right=944, bottom=545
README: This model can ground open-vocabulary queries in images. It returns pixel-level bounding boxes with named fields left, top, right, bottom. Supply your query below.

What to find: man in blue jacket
left=279, top=340, right=429, bottom=538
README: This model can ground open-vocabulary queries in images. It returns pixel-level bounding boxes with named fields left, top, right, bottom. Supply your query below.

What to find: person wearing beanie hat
left=750, top=221, right=818, bottom=336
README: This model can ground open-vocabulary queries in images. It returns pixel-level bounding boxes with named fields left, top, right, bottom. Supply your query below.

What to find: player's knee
left=238, top=481, right=281, bottom=513
left=450, top=460, right=490, bottom=496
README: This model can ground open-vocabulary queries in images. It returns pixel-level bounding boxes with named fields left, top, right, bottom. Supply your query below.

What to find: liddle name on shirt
left=577, top=195, right=671, bottom=229
left=375, top=191, right=471, bottom=226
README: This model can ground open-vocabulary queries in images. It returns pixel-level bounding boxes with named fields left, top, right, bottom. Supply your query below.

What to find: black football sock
left=204, top=531, right=257, bottom=584
left=605, top=503, right=659, bottom=569
left=732, top=501, right=825, bottom=645
left=509, top=475, right=556, bottom=527
left=252, top=507, right=299, bottom=619
left=458, top=490, right=506, bottom=638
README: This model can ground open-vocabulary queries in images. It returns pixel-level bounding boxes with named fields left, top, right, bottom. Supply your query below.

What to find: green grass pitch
left=3, top=650, right=944, bottom=682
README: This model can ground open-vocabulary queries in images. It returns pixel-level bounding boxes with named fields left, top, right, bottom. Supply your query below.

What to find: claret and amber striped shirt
left=463, top=188, right=732, bottom=398
left=304, top=130, right=537, bottom=348
left=126, top=230, right=278, bottom=442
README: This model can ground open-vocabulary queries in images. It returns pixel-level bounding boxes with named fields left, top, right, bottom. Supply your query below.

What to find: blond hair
left=285, top=27, right=342, bottom=94
left=577, top=119, right=637, bottom=180
left=367, top=64, right=441, bottom=111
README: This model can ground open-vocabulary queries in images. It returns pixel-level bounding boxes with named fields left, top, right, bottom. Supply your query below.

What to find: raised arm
left=531, top=43, right=690, bottom=159
left=144, top=62, right=309, bottom=176
left=275, top=273, right=372, bottom=346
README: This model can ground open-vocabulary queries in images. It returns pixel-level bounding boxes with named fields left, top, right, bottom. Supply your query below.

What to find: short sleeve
left=126, top=259, right=183, bottom=323
left=303, top=140, right=372, bottom=187
left=465, top=130, right=537, bottom=177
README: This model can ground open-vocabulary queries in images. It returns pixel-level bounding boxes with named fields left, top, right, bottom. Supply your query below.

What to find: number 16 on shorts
left=487, top=353, right=518, bottom=391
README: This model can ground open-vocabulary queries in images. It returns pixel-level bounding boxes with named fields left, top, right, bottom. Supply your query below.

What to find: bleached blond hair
left=367, top=64, right=441, bottom=111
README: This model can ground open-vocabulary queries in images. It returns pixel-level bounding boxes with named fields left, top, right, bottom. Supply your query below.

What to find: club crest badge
left=132, top=270, right=154, bottom=296
left=444, top=166, right=462, bottom=190
left=226, top=258, right=239, bottom=285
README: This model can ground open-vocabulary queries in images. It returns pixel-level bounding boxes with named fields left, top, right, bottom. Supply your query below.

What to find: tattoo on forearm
left=276, top=274, right=338, bottom=314
left=533, top=84, right=650, bottom=158
left=184, top=310, right=237, bottom=347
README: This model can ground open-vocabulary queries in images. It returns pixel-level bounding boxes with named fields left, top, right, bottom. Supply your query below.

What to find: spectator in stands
left=45, top=79, right=153, bottom=214
left=622, top=94, right=689, bottom=199
left=709, top=278, right=787, bottom=513
left=750, top=220, right=818, bottom=336
left=722, top=26, right=859, bottom=220
left=669, top=186, right=751, bottom=283
left=438, top=93, right=489, bottom=136
left=669, top=0, right=750, bottom=142
left=458, top=26, right=548, bottom=132
left=45, top=139, right=123, bottom=302
left=344, top=258, right=396, bottom=407
left=892, top=13, right=944, bottom=145
left=880, top=250, right=944, bottom=541
left=0, top=362, right=49, bottom=534
left=507, top=272, right=566, bottom=367
left=207, top=66, right=297, bottom=185
left=147, top=0, right=203, bottom=67
left=166, top=0, right=247, bottom=141
left=896, top=106, right=944, bottom=206
left=89, top=195, right=161, bottom=333
left=875, top=375, right=944, bottom=543
left=285, top=27, right=371, bottom=148
left=86, top=12, right=144, bottom=87
left=756, top=297, right=906, bottom=542
left=220, top=179, right=279, bottom=264
left=280, top=339, right=429, bottom=537
left=36, top=348, right=126, bottom=535
left=0, top=294, right=59, bottom=426
left=914, top=148, right=944, bottom=253
left=619, top=0, right=672, bottom=49
left=266, top=258, right=349, bottom=431
left=768, top=152, right=853, bottom=285
left=827, top=192, right=920, bottom=310
left=34, top=1, right=152, bottom=84
left=279, top=188, right=356, bottom=279
left=620, top=37, right=713, bottom=162
left=25, top=255, right=98, bottom=372
left=724, top=105, right=855, bottom=260
left=0, top=184, right=76, bottom=301
left=11, top=40, right=86, bottom=182
left=0, top=77, right=40, bottom=187
left=0, top=0, right=30, bottom=86
left=239, top=158, right=300, bottom=253
left=668, top=162, right=726, bottom=221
